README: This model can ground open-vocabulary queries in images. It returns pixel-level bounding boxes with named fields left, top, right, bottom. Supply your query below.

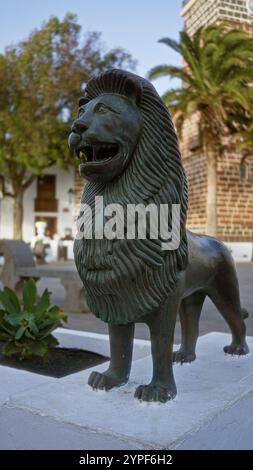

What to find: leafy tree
left=148, top=26, right=253, bottom=236
left=0, top=13, right=136, bottom=238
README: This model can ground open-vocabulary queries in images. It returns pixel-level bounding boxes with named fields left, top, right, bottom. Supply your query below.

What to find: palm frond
left=147, top=65, right=177, bottom=80
left=148, top=23, right=253, bottom=150
left=158, top=37, right=181, bottom=53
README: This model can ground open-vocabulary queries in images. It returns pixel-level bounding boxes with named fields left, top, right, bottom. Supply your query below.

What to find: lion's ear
left=125, top=78, right=142, bottom=105
left=78, top=96, right=90, bottom=107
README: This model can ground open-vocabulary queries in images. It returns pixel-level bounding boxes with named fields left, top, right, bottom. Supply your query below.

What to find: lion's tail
left=242, top=308, right=249, bottom=320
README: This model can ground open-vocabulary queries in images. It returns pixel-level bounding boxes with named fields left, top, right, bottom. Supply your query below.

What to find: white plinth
left=4, top=332, right=253, bottom=450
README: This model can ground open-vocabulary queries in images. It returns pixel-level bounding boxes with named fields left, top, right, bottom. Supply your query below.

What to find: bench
left=0, top=240, right=88, bottom=313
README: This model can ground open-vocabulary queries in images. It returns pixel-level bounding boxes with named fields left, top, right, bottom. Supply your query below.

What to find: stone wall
left=179, top=113, right=208, bottom=234
left=181, top=0, right=253, bottom=241
left=182, top=0, right=253, bottom=35
left=217, top=151, right=253, bottom=241
left=219, top=0, right=253, bottom=26
left=182, top=0, right=221, bottom=35
left=180, top=119, right=253, bottom=240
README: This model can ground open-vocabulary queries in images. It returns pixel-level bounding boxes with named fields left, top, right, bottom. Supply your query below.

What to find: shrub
left=0, top=279, right=67, bottom=360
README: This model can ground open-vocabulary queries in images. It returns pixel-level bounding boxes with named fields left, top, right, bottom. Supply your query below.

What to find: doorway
left=34, top=175, right=58, bottom=212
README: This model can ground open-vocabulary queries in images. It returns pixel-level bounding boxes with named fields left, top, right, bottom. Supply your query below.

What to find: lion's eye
left=94, top=103, right=108, bottom=114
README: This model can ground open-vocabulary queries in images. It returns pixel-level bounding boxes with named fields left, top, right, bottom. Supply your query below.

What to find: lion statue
left=69, top=69, right=249, bottom=403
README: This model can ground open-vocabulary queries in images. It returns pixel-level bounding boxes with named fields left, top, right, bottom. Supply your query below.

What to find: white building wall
left=0, top=197, right=14, bottom=238
left=0, top=166, right=75, bottom=242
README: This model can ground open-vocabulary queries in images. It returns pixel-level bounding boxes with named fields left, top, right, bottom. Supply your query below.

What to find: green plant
left=0, top=279, right=67, bottom=360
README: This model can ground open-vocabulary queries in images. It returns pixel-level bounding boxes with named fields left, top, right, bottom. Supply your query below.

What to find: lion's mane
left=74, top=69, right=188, bottom=324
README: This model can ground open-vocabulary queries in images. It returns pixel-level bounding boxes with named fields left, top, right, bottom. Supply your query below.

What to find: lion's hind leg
left=173, top=292, right=206, bottom=364
left=208, top=257, right=249, bottom=356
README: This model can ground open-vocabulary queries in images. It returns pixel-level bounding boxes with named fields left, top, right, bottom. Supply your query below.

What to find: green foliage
left=148, top=25, right=253, bottom=150
left=0, top=279, right=67, bottom=360
left=238, top=123, right=253, bottom=152
left=0, top=13, right=136, bottom=237
left=0, top=14, right=136, bottom=180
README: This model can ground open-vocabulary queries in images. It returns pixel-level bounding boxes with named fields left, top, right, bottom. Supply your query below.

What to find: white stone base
left=1, top=332, right=253, bottom=449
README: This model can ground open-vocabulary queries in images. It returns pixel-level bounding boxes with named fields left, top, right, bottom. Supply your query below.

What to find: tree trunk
left=13, top=191, right=24, bottom=239
left=206, top=143, right=217, bottom=237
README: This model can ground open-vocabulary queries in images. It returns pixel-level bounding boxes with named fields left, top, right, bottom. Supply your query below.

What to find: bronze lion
left=69, top=69, right=249, bottom=403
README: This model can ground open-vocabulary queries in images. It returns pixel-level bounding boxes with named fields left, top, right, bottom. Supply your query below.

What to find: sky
left=0, top=0, right=184, bottom=95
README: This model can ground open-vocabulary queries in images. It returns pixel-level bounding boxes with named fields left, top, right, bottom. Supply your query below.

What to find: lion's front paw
left=134, top=384, right=176, bottom=403
left=224, top=343, right=249, bottom=356
left=88, top=371, right=128, bottom=391
left=173, top=349, right=196, bottom=364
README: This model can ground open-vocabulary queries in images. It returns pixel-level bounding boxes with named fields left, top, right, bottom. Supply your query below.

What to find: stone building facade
left=182, top=0, right=253, bottom=35
left=181, top=0, right=253, bottom=260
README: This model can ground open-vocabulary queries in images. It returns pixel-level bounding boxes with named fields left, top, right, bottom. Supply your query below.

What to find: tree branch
left=0, top=175, right=14, bottom=198
left=22, top=174, right=36, bottom=190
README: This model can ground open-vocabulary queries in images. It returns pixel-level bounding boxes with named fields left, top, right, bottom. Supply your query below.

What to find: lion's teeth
left=92, top=144, right=98, bottom=161
left=77, top=143, right=117, bottom=162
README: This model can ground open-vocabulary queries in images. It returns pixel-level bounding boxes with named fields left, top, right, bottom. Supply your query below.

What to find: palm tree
left=229, top=90, right=253, bottom=157
left=148, top=26, right=253, bottom=236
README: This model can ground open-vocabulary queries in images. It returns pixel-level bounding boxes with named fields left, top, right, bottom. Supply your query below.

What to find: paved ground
left=37, top=262, right=253, bottom=344
left=177, top=391, right=253, bottom=450
left=1, top=332, right=253, bottom=450
left=0, top=262, right=252, bottom=450
left=0, top=406, right=133, bottom=450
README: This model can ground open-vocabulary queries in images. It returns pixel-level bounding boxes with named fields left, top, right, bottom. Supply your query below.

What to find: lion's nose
left=71, top=119, right=88, bottom=134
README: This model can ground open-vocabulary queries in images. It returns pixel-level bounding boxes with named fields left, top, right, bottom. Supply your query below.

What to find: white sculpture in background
left=31, top=221, right=50, bottom=246
left=30, top=221, right=54, bottom=263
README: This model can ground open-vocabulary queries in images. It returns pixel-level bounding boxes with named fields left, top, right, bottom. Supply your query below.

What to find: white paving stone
left=0, top=366, right=53, bottom=405
left=8, top=333, right=253, bottom=449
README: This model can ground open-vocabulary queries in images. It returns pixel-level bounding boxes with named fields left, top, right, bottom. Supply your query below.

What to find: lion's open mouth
left=76, top=143, right=119, bottom=163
